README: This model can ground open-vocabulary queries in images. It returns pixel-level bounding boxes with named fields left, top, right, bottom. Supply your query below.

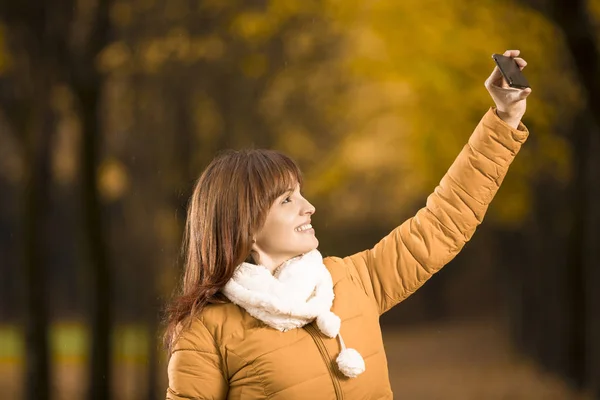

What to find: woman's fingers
left=503, top=49, right=520, bottom=58
left=514, top=57, right=527, bottom=70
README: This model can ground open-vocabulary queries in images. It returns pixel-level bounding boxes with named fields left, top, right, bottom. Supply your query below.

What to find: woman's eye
left=282, top=197, right=292, bottom=204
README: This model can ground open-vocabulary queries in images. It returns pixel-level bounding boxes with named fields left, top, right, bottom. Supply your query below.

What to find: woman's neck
left=252, top=252, right=298, bottom=274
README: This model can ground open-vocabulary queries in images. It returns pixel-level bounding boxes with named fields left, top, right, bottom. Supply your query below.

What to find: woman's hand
left=485, top=49, right=532, bottom=129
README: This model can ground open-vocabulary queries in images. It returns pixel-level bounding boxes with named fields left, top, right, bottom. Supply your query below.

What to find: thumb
left=519, top=88, right=532, bottom=100
left=485, top=66, right=503, bottom=88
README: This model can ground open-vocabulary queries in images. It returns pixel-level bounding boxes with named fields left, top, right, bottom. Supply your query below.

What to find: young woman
left=164, top=50, right=532, bottom=399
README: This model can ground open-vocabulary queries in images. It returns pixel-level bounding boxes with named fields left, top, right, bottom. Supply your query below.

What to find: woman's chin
left=295, top=243, right=319, bottom=256
left=285, top=237, right=319, bottom=257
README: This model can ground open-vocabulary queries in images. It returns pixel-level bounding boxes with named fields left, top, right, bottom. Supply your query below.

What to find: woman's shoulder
left=172, top=302, right=259, bottom=351
left=323, top=253, right=367, bottom=285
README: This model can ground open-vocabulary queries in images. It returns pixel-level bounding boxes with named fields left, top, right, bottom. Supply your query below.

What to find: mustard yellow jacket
left=166, top=108, right=529, bottom=399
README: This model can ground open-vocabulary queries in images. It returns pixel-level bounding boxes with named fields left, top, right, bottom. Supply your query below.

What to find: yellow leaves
left=164, top=28, right=192, bottom=61
left=341, top=115, right=406, bottom=173
left=230, top=12, right=274, bottom=45
left=260, top=73, right=295, bottom=119
left=241, top=53, right=267, bottom=78
left=138, top=32, right=224, bottom=73
left=140, top=39, right=169, bottom=73
left=345, top=81, right=413, bottom=124
left=347, top=27, right=388, bottom=64
left=98, top=158, right=129, bottom=203
left=267, top=0, right=323, bottom=24
left=230, top=1, right=321, bottom=46
left=310, top=0, right=579, bottom=227
left=52, top=115, right=80, bottom=187
left=191, top=35, right=226, bottom=61
left=86, top=1, right=583, bottom=232
left=268, top=0, right=315, bottom=17
left=284, top=30, right=316, bottom=61
left=303, top=161, right=349, bottom=207
left=100, top=29, right=228, bottom=75
left=275, top=126, right=318, bottom=163
left=336, top=81, right=413, bottom=174
left=98, top=41, right=132, bottom=73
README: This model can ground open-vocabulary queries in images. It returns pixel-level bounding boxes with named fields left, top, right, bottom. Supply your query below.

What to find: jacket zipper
left=304, top=323, right=343, bottom=400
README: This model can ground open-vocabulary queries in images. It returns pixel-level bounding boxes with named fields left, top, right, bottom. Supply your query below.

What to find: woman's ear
left=250, top=239, right=261, bottom=265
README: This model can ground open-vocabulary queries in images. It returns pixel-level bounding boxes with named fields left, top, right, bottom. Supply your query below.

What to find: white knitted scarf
left=221, top=249, right=366, bottom=378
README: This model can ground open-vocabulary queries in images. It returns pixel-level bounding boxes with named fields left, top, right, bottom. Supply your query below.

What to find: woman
left=165, top=50, right=532, bottom=399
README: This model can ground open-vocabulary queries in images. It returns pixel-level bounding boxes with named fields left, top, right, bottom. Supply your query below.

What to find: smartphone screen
left=492, top=54, right=530, bottom=89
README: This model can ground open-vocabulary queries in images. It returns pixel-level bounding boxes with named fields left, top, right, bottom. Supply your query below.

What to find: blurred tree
left=68, top=0, right=113, bottom=398
left=514, top=0, right=600, bottom=394
left=0, top=0, right=113, bottom=399
left=564, top=111, right=592, bottom=388
left=0, top=1, right=74, bottom=398
left=522, top=0, right=600, bottom=131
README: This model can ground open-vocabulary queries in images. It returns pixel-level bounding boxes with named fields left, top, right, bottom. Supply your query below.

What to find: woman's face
left=252, top=183, right=318, bottom=268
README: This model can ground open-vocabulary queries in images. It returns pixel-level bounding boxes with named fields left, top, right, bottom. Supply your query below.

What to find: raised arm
left=340, top=107, right=528, bottom=314
left=335, top=50, right=532, bottom=314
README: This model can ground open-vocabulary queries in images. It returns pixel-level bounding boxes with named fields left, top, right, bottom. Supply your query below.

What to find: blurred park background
left=1, top=0, right=600, bottom=399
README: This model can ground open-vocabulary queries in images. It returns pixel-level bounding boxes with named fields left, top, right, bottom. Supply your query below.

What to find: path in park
left=0, top=318, right=590, bottom=399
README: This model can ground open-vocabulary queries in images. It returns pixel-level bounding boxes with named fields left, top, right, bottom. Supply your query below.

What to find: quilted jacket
left=166, top=108, right=529, bottom=399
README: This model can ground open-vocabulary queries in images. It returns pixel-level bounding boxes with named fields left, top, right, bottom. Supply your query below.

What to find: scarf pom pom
left=336, top=348, right=365, bottom=378
left=316, top=311, right=340, bottom=338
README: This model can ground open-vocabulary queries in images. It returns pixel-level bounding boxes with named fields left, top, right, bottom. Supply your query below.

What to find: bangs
left=247, top=150, right=303, bottom=206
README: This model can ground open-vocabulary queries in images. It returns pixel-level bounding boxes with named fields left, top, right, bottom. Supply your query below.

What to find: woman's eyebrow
left=278, top=187, right=294, bottom=198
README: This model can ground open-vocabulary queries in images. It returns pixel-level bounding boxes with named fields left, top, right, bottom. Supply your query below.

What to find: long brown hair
left=164, top=149, right=303, bottom=352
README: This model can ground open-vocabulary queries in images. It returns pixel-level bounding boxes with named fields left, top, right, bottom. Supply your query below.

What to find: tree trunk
left=68, top=1, right=113, bottom=397
left=77, top=83, right=112, bottom=400
left=550, top=0, right=600, bottom=137
left=497, top=226, right=539, bottom=357
left=562, top=111, right=590, bottom=389
left=22, top=75, right=53, bottom=400
left=586, top=121, right=600, bottom=398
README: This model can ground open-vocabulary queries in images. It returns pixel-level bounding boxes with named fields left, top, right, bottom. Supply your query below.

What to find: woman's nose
left=304, top=200, right=316, bottom=215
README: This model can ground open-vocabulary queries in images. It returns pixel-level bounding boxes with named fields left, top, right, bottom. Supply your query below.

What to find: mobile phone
left=492, top=54, right=530, bottom=89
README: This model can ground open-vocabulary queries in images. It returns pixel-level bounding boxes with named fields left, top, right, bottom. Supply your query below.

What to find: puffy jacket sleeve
left=341, top=107, right=529, bottom=315
left=166, top=319, right=228, bottom=400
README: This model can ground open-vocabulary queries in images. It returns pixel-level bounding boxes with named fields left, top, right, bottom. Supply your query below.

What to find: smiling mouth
left=295, top=223, right=313, bottom=232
